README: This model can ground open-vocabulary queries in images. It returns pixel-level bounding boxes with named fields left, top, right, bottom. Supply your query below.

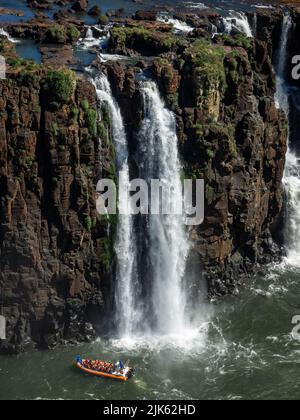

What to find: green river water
left=1, top=263, right=300, bottom=400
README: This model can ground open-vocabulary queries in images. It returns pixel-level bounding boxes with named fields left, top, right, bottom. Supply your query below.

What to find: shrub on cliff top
left=47, top=25, right=66, bottom=43
left=187, top=39, right=226, bottom=86
left=44, top=69, right=76, bottom=105
left=221, top=33, right=253, bottom=51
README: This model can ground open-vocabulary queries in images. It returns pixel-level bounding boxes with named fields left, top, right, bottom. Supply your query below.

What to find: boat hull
left=76, top=362, right=129, bottom=382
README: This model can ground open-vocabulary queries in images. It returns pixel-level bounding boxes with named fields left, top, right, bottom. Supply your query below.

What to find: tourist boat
left=75, top=357, right=134, bottom=382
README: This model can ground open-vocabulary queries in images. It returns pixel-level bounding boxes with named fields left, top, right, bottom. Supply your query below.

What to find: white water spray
left=90, top=72, right=138, bottom=336
left=138, top=81, right=190, bottom=335
left=223, top=11, right=253, bottom=38
left=0, top=28, right=19, bottom=43
left=78, top=26, right=110, bottom=50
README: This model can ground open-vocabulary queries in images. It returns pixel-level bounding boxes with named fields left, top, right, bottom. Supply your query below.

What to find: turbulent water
left=2, top=0, right=300, bottom=402
left=222, top=11, right=253, bottom=37
left=137, top=81, right=190, bottom=336
left=1, top=269, right=300, bottom=400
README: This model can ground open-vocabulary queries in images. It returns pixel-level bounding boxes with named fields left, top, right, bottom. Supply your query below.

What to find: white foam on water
left=0, top=28, right=19, bottom=43
left=222, top=11, right=253, bottom=38
left=99, top=54, right=129, bottom=62
left=157, top=14, right=194, bottom=33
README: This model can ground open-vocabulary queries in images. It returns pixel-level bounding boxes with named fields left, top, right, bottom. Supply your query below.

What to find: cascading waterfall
left=138, top=80, right=190, bottom=335
left=90, top=72, right=139, bottom=336
left=274, top=14, right=300, bottom=266
left=223, top=11, right=253, bottom=38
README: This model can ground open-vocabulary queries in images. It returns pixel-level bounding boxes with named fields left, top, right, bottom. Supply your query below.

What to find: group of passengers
left=83, top=359, right=114, bottom=373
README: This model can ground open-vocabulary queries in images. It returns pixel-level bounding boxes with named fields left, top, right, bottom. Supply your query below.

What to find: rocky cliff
left=104, top=14, right=287, bottom=297
left=0, top=4, right=293, bottom=353
left=0, top=39, right=116, bottom=353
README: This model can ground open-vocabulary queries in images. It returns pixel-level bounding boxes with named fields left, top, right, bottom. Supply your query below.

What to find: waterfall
left=252, top=13, right=257, bottom=38
left=157, top=13, right=194, bottom=33
left=137, top=80, right=190, bottom=335
left=275, top=15, right=292, bottom=111
left=223, top=11, right=253, bottom=38
left=274, top=15, right=300, bottom=266
left=90, top=72, right=138, bottom=336
left=78, top=26, right=110, bottom=50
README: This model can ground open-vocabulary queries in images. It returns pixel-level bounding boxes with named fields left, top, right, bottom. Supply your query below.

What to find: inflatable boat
left=75, top=357, right=134, bottom=382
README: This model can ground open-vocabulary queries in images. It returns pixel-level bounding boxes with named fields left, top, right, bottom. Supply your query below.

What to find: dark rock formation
left=5, top=19, right=83, bottom=44
left=0, top=61, right=116, bottom=354
left=88, top=6, right=101, bottom=17
left=71, top=0, right=89, bottom=13
left=134, top=10, right=157, bottom=21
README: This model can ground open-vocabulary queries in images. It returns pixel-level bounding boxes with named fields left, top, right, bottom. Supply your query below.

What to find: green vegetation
left=51, top=123, right=59, bottom=136
left=70, top=106, right=79, bottom=123
left=192, top=122, right=238, bottom=159
left=99, top=15, right=109, bottom=25
left=44, top=69, right=76, bottom=105
left=47, top=25, right=66, bottom=43
left=81, top=99, right=98, bottom=137
left=206, top=185, right=216, bottom=205
left=99, top=237, right=115, bottom=272
left=84, top=216, right=97, bottom=231
left=7, top=57, right=40, bottom=73
left=66, top=25, right=81, bottom=43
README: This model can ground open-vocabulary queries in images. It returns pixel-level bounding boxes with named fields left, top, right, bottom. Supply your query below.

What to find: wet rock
left=134, top=10, right=157, bottom=21
left=40, top=45, right=80, bottom=66
left=71, top=0, right=89, bottom=13
left=88, top=5, right=101, bottom=17
left=0, top=7, right=25, bottom=17
left=27, top=0, right=53, bottom=11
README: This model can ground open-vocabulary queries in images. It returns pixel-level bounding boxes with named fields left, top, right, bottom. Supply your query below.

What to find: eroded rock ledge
left=0, top=43, right=116, bottom=353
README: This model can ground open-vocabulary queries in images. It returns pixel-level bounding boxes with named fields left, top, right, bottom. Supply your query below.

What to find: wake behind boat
left=75, top=357, right=134, bottom=382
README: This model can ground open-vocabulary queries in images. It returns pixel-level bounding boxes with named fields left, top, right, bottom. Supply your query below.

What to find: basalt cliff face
left=104, top=12, right=288, bottom=297
left=0, top=41, right=116, bottom=353
left=0, top=5, right=294, bottom=353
